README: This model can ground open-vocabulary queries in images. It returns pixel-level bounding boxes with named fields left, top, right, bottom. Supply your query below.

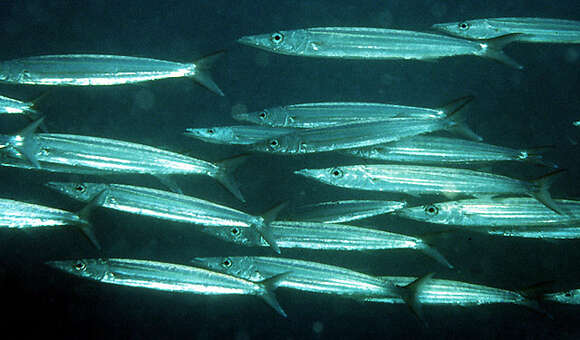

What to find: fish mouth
left=190, top=258, right=208, bottom=267
left=293, top=169, right=311, bottom=177
left=237, top=36, right=255, bottom=46
left=231, top=112, right=249, bottom=122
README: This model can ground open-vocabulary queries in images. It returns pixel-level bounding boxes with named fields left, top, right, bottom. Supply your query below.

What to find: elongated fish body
left=0, top=198, right=87, bottom=229
left=0, top=94, right=36, bottom=116
left=0, top=54, right=224, bottom=95
left=295, top=164, right=563, bottom=213
left=432, top=18, right=580, bottom=43
left=0, top=122, right=245, bottom=201
left=184, top=126, right=294, bottom=145
left=238, top=27, right=522, bottom=68
left=197, top=220, right=451, bottom=267
left=398, top=198, right=580, bottom=227
left=46, top=258, right=288, bottom=316
left=45, top=182, right=259, bottom=229
left=344, top=136, right=548, bottom=165
left=543, top=289, right=580, bottom=304
left=191, top=256, right=399, bottom=298
left=249, top=118, right=456, bottom=154
left=291, top=200, right=407, bottom=223
left=233, top=102, right=448, bottom=128
left=366, top=276, right=529, bottom=307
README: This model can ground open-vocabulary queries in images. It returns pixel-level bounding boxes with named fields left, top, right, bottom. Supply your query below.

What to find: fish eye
left=74, top=184, right=86, bottom=193
left=268, top=139, right=280, bottom=149
left=458, top=22, right=470, bottom=30
left=230, top=227, right=240, bottom=236
left=73, top=260, right=86, bottom=272
left=207, top=128, right=215, bottom=134
left=258, top=111, right=268, bottom=120
left=222, top=258, right=233, bottom=268
left=271, top=32, right=284, bottom=44
left=424, top=205, right=439, bottom=216
left=566, top=291, right=573, bottom=297
left=330, top=168, right=343, bottom=178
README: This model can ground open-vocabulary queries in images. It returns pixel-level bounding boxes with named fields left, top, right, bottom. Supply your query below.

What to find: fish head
left=294, top=166, right=361, bottom=187
left=237, top=29, right=309, bottom=55
left=232, top=106, right=288, bottom=127
left=46, top=258, right=109, bottom=281
left=248, top=133, right=301, bottom=154
left=431, top=19, right=498, bottom=40
left=395, top=202, right=456, bottom=225
left=45, top=181, right=109, bottom=202
left=184, top=127, right=234, bottom=144
left=191, top=256, right=263, bottom=281
left=199, top=225, right=260, bottom=246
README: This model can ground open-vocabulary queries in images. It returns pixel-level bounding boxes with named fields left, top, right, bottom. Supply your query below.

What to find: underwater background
left=1, top=0, right=579, bottom=338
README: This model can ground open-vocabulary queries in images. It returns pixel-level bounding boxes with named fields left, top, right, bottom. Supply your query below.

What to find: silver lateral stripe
left=291, top=200, right=407, bottom=223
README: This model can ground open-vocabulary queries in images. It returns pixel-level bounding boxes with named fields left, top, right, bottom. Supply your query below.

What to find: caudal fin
left=482, top=33, right=525, bottom=70
left=442, top=97, right=483, bottom=142
left=392, top=273, right=435, bottom=326
left=214, top=155, right=248, bottom=202
left=190, top=51, right=225, bottom=96
left=253, top=202, right=288, bottom=254
left=12, top=118, right=44, bottom=168
left=530, top=169, right=566, bottom=214
left=74, top=190, right=107, bottom=250
left=256, top=272, right=291, bottom=317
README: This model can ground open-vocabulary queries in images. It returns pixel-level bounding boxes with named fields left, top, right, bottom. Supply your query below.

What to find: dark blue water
left=1, top=1, right=579, bottom=338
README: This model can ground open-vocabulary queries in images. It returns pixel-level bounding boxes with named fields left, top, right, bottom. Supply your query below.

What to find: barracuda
left=191, top=256, right=433, bottom=320
left=232, top=96, right=474, bottom=128
left=397, top=197, right=580, bottom=239
left=184, top=125, right=294, bottom=145
left=46, top=258, right=288, bottom=317
left=197, top=220, right=452, bottom=268
left=432, top=17, right=580, bottom=43
left=295, top=165, right=564, bottom=214
left=0, top=196, right=100, bottom=249
left=0, top=53, right=224, bottom=95
left=543, top=289, right=580, bottom=305
left=249, top=116, right=480, bottom=155
left=238, top=27, right=522, bottom=68
left=290, top=199, right=406, bottom=223
left=365, top=276, right=536, bottom=309
left=344, top=136, right=553, bottom=166
left=0, top=119, right=245, bottom=201
left=44, top=182, right=283, bottom=253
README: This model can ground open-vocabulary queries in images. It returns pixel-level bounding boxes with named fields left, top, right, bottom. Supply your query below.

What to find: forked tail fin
left=11, top=118, right=44, bottom=168
left=391, top=273, right=435, bottom=327
left=214, top=155, right=248, bottom=202
left=189, top=51, right=225, bottom=96
left=530, top=169, right=566, bottom=215
left=74, top=190, right=107, bottom=250
left=256, top=271, right=291, bottom=317
left=482, top=33, right=525, bottom=70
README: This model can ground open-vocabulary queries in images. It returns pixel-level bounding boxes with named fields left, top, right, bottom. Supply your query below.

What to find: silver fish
left=397, top=197, right=580, bottom=239
left=191, top=256, right=431, bottom=318
left=184, top=125, right=294, bottom=145
left=249, top=116, right=480, bottom=155
left=232, top=98, right=473, bottom=128
left=46, top=258, right=288, bottom=317
left=0, top=53, right=224, bottom=95
left=0, top=196, right=100, bottom=249
left=344, top=136, right=553, bottom=166
left=238, top=27, right=522, bottom=68
left=0, top=119, right=245, bottom=201
left=432, top=18, right=580, bottom=43
left=294, top=165, right=564, bottom=214
left=44, top=182, right=283, bottom=253
left=197, top=219, right=452, bottom=267
left=290, top=199, right=407, bottom=223
left=366, top=275, right=535, bottom=309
